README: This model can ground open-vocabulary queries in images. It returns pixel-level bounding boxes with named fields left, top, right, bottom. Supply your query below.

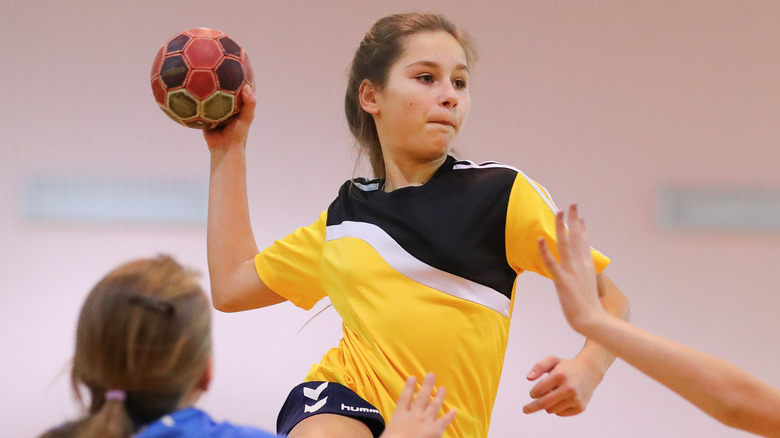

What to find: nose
left=440, top=83, right=458, bottom=109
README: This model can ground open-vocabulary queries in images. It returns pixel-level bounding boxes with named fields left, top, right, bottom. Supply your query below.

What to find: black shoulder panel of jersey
left=327, top=156, right=518, bottom=298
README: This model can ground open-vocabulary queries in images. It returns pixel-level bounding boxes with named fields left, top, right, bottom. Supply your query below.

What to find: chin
left=406, top=136, right=454, bottom=159
left=419, top=146, right=452, bottom=162
left=432, top=139, right=455, bottom=155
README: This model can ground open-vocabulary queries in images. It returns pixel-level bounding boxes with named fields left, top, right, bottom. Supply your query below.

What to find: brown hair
left=40, top=255, right=211, bottom=438
left=345, top=12, right=477, bottom=179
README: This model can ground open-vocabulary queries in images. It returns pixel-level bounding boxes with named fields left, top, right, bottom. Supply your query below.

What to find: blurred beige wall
left=1, top=1, right=778, bottom=437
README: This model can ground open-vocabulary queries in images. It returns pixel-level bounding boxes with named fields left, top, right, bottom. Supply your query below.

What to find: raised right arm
left=204, top=87, right=286, bottom=312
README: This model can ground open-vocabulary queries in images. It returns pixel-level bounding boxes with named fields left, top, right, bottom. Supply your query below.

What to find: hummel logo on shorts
left=303, top=382, right=328, bottom=413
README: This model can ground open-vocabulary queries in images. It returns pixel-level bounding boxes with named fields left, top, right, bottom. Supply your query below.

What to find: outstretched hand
left=537, top=204, right=606, bottom=334
left=381, top=374, right=456, bottom=438
left=203, top=85, right=257, bottom=151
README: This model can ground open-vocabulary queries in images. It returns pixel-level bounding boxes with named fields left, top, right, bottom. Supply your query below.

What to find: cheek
left=396, top=100, right=421, bottom=120
left=460, top=98, right=472, bottom=117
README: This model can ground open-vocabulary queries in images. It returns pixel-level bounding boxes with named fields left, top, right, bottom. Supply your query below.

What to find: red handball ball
left=150, top=28, right=255, bottom=129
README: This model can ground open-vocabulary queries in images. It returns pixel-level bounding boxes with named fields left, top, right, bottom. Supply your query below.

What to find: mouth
left=430, top=120, right=455, bottom=129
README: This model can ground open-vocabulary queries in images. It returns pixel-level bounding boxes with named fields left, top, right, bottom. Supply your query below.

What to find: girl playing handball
left=204, top=12, right=630, bottom=438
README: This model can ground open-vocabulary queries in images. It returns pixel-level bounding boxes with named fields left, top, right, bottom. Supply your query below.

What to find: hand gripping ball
left=151, top=28, right=255, bottom=129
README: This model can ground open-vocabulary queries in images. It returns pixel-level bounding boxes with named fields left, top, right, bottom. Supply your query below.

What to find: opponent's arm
left=539, top=204, right=780, bottom=437
left=573, top=270, right=631, bottom=383
left=204, top=86, right=285, bottom=312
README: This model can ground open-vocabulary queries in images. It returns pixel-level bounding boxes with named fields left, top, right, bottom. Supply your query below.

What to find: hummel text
left=341, top=403, right=379, bottom=414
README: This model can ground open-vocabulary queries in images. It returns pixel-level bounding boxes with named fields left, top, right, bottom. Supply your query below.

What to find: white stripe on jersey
left=326, top=221, right=511, bottom=318
left=453, top=160, right=560, bottom=214
left=353, top=181, right=381, bottom=191
left=453, top=160, right=520, bottom=172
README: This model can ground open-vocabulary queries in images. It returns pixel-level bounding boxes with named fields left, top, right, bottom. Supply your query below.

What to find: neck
left=382, top=155, right=447, bottom=192
left=178, top=387, right=204, bottom=409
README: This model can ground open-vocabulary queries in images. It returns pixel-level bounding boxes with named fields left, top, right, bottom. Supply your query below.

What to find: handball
left=150, top=28, right=254, bottom=129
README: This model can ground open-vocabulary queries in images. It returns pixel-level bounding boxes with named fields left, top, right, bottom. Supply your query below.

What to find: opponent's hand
left=203, top=85, right=256, bottom=152
left=382, top=374, right=456, bottom=438
left=538, top=204, right=606, bottom=334
left=522, top=355, right=602, bottom=416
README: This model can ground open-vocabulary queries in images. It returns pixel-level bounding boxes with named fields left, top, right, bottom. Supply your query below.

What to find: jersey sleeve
left=505, top=173, right=610, bottom=278
left=254, top=211, right=328, bottom=310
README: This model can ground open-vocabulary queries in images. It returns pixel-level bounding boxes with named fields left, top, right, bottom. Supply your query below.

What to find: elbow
left=621, top=295, right=632, bottom=322
left=212, top=300, right=236, bottom=313
left=708, top=378, right=771, bottom=434
left=211, top=297, right=234, bottom=313
left=613, top=281, right=631, bottom=322
left=713, top=401, right=750, bottom=432
left=209, top=278, right=282, bottom=312
left=597, top=272, right=631, bottom=322
left=208, top=259, right=274, bottom=312
left=210, top=284, right=241, bottom=313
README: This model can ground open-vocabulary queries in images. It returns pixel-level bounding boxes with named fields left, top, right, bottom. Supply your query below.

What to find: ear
left=358, top=79, right=380, bottom=115
left=195, top=356, right=213, bottom=393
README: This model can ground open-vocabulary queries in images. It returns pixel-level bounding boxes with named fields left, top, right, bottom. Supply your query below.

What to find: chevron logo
left=303, top=382, right=329, bottom=413
left=304, top=397, right=328, bottom=413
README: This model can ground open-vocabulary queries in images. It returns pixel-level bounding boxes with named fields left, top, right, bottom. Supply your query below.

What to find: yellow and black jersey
left=255, top=155, right=609, bottom=438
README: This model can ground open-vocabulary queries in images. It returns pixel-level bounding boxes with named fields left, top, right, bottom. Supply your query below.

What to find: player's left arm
left=583, top=271, right=632, bottom=370
left=504, top=173, right=631, bottom=416
left=522, top=272, right=630, bottom=416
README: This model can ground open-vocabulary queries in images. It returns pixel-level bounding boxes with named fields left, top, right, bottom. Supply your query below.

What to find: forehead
left=397, top=31, right=468, bottom=68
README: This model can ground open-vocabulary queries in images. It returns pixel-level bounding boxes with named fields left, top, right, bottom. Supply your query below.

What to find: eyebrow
left=404, top=60, right=469, bottom=73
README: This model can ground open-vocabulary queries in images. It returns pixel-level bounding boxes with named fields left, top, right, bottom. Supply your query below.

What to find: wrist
left=576, top=333, right=617, bottom=378
left=210, top=143, right=247, bottom=167
left=209, top=139, right=246, bottom=156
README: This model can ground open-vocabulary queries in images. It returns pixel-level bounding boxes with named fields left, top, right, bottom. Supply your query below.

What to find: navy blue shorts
left=276, top=381, right=386, bottom=437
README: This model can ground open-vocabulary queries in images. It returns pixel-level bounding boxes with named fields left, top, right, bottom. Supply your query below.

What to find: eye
left=416, top=74, right=435, bottom=84
left=453, top=78, right=467, bottom=90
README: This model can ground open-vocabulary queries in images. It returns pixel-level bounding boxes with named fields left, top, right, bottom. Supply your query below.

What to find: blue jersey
left=136, top=407, right=279, bottom=438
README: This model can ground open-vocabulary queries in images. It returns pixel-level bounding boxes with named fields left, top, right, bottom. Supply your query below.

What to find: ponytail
left=79, top=392, right=134, bottom=438
left=38, top=391, right=133, bottom=438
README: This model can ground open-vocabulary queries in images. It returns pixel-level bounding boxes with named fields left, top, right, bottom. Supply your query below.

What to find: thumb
left=526, top=356, right=562, bottom=380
